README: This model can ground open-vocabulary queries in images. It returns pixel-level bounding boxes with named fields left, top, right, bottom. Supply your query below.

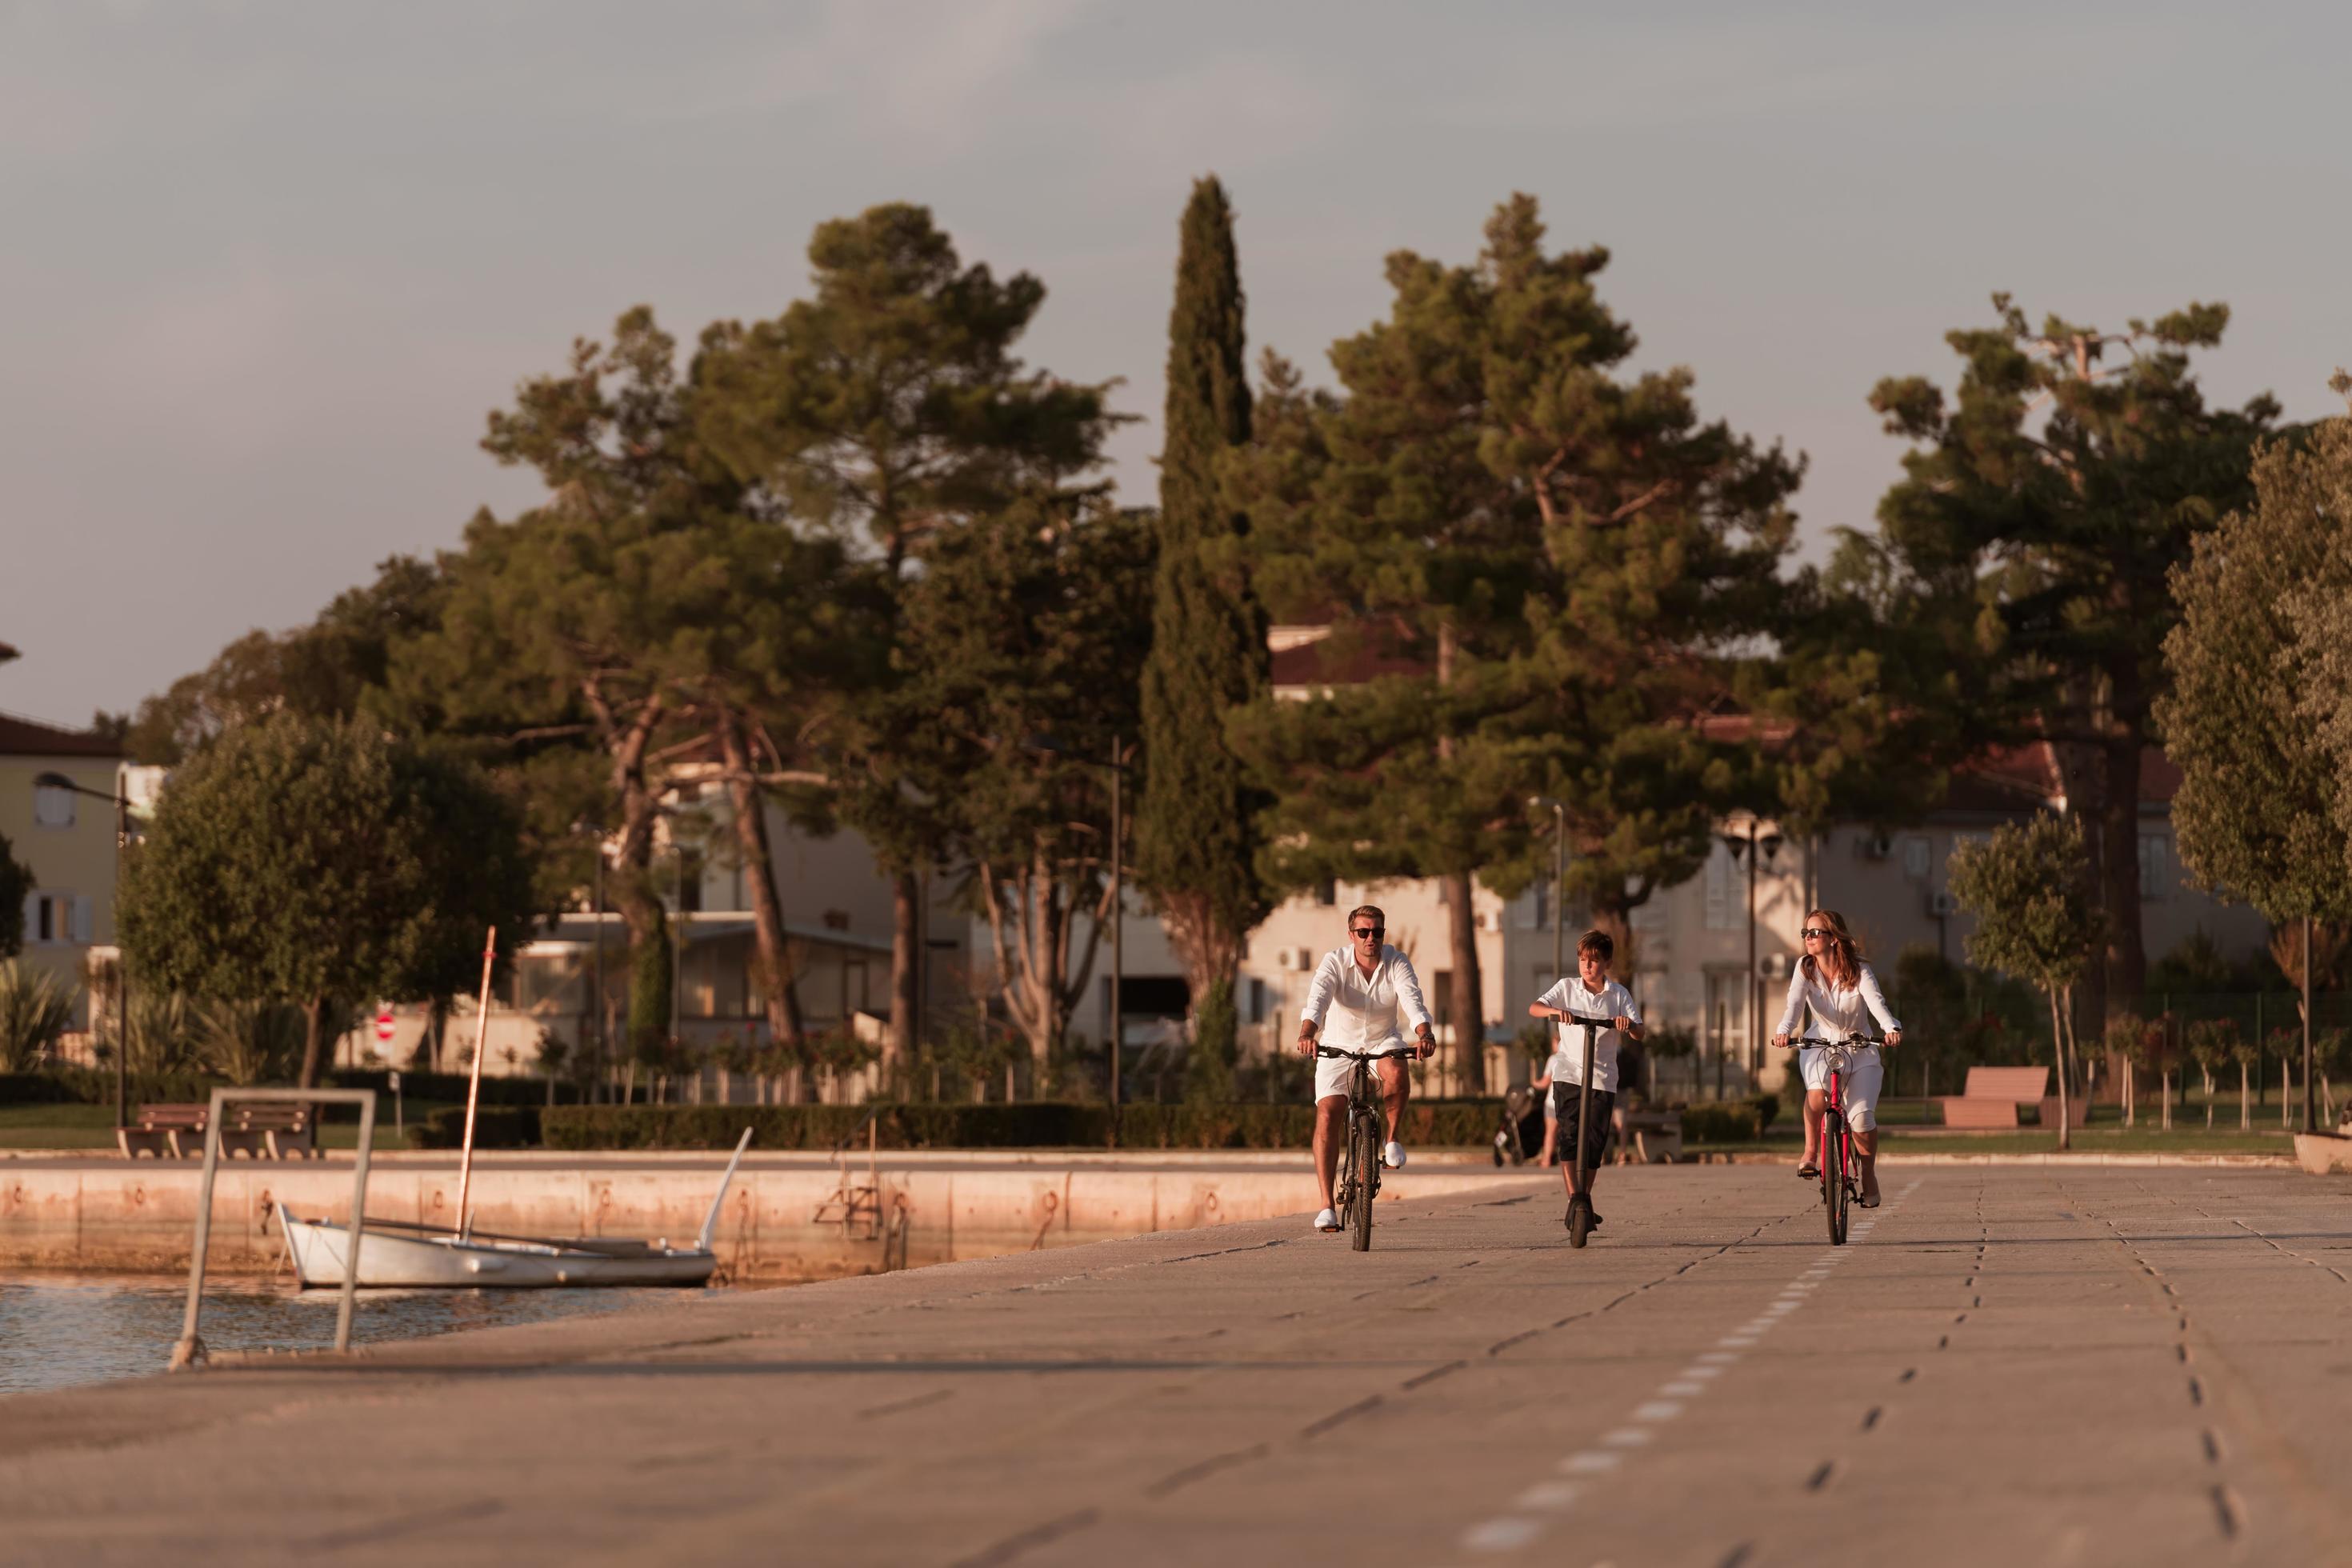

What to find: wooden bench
left=116, top=1102, right=318, bottom=1160
left=118, top=1103, right=208, bottom=1158
left=1936, top=1066, right=2085, bottom=1130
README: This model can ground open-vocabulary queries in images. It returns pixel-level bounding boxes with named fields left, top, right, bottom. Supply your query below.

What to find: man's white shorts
left=1798, top=1047, right=1883, bottom=1132
left=1314, top=1047, right=1413, bottom=1102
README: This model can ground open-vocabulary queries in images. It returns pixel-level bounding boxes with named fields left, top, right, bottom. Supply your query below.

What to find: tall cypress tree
left=1135, top=176, right=1271, bottom=1099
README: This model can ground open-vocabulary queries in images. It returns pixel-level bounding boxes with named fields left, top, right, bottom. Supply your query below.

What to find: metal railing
left=173, top=1087, right=378, bottom=1370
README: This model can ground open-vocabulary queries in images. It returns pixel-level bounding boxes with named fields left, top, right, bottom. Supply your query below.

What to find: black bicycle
left=1795, top=1033, right=1886, bottom=1246
left=1317, top=1046, right=1414, bottom=1252
left=1557, top=1013, right=1610, bottom=1248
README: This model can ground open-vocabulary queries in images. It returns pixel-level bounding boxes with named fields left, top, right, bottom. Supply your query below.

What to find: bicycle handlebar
left=1314, top=1045, right=1421, bottom=1061
left=1794, top=1033, right=1890, bottom=1050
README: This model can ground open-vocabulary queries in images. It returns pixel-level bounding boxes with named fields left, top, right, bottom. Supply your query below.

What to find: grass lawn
left=0, top=1102, right=437, bottom=1151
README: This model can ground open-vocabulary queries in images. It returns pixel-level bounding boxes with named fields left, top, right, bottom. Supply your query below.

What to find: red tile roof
left=1268, top=622, right=1429, bottom=689
left=0, top=710, right=124, bottom=759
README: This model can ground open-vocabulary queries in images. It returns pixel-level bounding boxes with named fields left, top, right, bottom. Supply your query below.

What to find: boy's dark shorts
left=1549, top=1085, right=1615, bottom=1168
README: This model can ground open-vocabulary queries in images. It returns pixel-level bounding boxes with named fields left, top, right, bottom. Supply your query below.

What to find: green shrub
left=330, top=1069, right=577, bottom=1106
left=1681, top=1101, right=1764, bottom=1143
left=414, top=1105, right=542, bottom=1149
left=0, top=1068, right=227, bottom=1106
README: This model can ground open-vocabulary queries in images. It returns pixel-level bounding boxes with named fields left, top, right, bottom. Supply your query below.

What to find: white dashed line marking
left=1463, top=1518, right=1542, bottom=1552
left=1454, top=1181, right=1925, bottom=1557
left=1558, top=1451, right=1622, bottom=1474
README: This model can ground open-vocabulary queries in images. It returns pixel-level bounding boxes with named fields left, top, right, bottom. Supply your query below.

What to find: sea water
left=0, top=1274, right=725, bottom=1394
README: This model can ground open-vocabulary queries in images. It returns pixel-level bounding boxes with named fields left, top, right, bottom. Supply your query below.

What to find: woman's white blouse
left=1774, top=961, right=1902, bottom=1042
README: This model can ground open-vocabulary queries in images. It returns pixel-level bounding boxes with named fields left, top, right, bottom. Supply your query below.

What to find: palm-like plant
left=122, top=990, right=203, bottom=1076
left=196, top=999, right=305, bottom=1086
left=0, top=961, right=78, bottom=1071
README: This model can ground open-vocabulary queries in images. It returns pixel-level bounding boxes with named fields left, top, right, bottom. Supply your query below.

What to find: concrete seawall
left=0, top=1154, right=1547, bottom=1278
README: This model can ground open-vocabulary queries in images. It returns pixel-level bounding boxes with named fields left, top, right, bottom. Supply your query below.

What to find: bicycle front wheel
left=1826, top=1124, right=1849, bottom=1246
left=1350, top=1114, right=1379, bottom=1251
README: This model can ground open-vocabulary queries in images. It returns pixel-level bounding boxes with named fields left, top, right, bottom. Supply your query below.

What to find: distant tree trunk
left=2048, top=986, right=2074, bottom=1151
left=1444, top=870, right=1480, bottom=1094
left=2100, top=727, right=2148, bottom=1002
left=1434, top=618, right=1481, bottom=1094
left=890, top=872, right=921, bottom=1071
left=716, top=711, right=805, bottom=1053
left=2050, top=708, right=2108, bottom=1054
left=297, top=994, right=328, bottom=1090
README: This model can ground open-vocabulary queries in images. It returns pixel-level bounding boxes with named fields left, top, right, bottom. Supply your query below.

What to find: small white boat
left=278, top=1129, right=752, bottom=1290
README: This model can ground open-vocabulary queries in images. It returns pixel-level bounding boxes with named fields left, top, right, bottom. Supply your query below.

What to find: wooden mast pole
left=454, top=927, right=497, bottom=1240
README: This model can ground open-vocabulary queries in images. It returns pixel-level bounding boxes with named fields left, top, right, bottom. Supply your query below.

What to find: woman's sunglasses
left=1801, top=927, right=1836, bottom=940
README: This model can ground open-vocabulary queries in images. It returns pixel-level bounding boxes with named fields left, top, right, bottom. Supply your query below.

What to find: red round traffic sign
left=374, top=1010, right=396, bottom=1043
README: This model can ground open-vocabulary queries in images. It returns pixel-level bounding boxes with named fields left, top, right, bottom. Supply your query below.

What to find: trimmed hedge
left=0, top=1070, right=226, bottom=1106
left=329, top=1069, right=574, bottom=1108
left=414, top=1105, right=542, bottom=1150
left=539, top=1098, right=1530, bottom=1152
left=1679, top=1094, right=1782, bottom=1144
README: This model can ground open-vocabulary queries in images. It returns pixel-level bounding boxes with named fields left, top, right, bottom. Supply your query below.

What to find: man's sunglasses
left=1350, top=926, right=1384, bottom=939
left=1801, top=927, right=1836, bottom=939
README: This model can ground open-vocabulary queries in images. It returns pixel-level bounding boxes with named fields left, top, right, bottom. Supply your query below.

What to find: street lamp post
left=41, top=773, right=133, bottom=1133
left=1108, top=733, right=1123, bottom=1137
left=667, top=841, right=685, bottom=1079
left=591, top=838, right=606, bottom=1103
left=1723, top=819, right=1784, bottom=1090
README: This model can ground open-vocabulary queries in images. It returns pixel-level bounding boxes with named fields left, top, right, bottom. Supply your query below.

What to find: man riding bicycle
left=1294, top=906, right=1436, bottom=1234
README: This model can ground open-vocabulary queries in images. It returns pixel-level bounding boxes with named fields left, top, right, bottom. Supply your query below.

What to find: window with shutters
left=32, top=774, right=75, bottom=829
left=28, top=891, right=83, bottom=945
left=1703, top=842, right=1736, bottom=930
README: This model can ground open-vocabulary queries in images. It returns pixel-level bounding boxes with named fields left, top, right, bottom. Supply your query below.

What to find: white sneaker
left=1383, top=1141, right=1407, bottom=1170
left=1314, top=1207, right=1341, bottom=1233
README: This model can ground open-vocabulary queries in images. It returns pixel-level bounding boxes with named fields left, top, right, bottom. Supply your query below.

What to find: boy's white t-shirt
left=1538, top=978, right=1640, bottom=1092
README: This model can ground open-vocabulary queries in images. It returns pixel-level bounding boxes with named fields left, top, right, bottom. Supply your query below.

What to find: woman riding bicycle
left=1770, top=910, right=1902, bottom=1208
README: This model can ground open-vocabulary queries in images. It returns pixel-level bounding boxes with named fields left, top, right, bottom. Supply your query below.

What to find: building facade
left=1, top=711, right=126, bottom=1036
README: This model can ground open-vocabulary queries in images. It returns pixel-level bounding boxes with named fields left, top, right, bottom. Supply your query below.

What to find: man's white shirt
left=1301, top=944, right=1433, bottom=1052
left=1537, top=978, right=1640, bottom=1091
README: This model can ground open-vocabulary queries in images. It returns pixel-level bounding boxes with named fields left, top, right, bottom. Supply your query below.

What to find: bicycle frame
left=1799, top=1034, right=1882, bottom=1246
left=1318, top=1046, right=1411, bottom=1251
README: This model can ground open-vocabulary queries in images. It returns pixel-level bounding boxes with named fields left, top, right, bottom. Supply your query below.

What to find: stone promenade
left=2, top=1166, right=2348, bottom=1566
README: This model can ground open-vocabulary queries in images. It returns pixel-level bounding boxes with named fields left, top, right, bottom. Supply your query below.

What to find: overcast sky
left=4, top=1, right=2347, bottom=727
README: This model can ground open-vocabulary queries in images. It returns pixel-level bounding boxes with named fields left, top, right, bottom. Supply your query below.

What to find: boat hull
left=278, top=1208, right=718, bottom=1290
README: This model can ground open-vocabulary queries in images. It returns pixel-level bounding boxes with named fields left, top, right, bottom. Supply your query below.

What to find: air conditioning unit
left=1861, top=831, right=1894, bottom=860
left=1276, top=946, right=1315, bottom=971
left=1758, top=953, right=1791, bottom=982
left=1927, top=890, right=1960, bottom=917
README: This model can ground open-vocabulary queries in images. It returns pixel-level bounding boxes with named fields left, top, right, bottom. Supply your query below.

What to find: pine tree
left=1867, top=298, right=2275, bottom=1015
left=1233, top=196, right=1798, bottom=1074
left=1136, top=177, right=1271, bottom=1097
left=696, top=205, right=1117, bottom=1073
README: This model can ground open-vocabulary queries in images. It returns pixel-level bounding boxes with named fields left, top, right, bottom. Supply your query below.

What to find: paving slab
left=2, top=1166, right=2349, bottom=1566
